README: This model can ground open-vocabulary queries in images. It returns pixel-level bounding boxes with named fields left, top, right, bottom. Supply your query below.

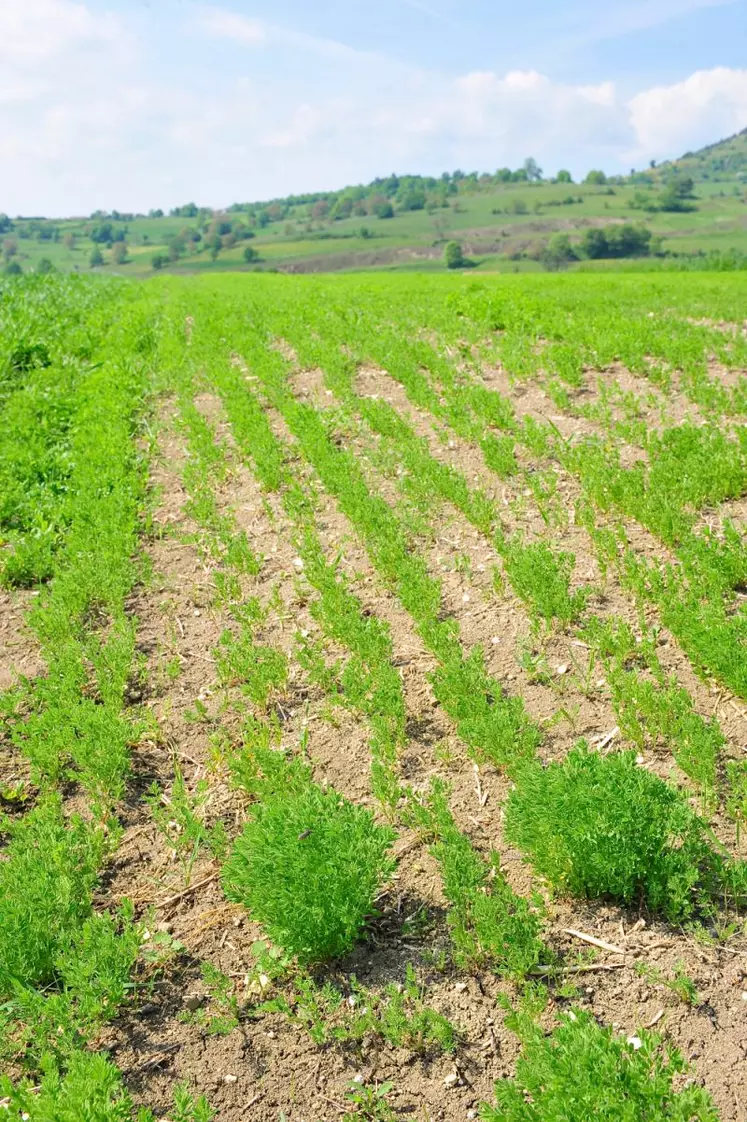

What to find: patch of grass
left=223, top=747, right=396, bottom=962
left=409, top=781, right=545, bottom=976
left=505, top=743, right=744, bottom=922
left=500, top=538, right=589, bottom=626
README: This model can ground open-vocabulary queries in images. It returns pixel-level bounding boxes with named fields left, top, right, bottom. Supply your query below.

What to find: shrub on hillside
left=505, top=743, right=745, bottom=922
left=444, top=241, right=465, bottom=269
left=223, top=750, right=395, bottom=962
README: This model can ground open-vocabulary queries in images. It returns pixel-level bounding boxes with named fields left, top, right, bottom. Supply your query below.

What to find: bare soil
left=92, top=373, right=747, bottom=1121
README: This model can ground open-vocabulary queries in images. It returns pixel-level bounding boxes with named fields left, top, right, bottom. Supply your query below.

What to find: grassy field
left=2, top=270, right=747, bottom=1120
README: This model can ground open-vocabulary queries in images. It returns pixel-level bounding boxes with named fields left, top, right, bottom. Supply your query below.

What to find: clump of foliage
left=479, top=1008, right=718, bottom=1121
left=223, top=747, right=396, bottom=962
left=444, top=241, right=466, bottom=269
left=505, top=743, right=745, bottom=922
left=0, top=798, right=106, bottom=988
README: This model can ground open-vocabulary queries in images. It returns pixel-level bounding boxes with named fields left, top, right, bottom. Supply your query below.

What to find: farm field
left=2, top=270, right=747, bottom=1120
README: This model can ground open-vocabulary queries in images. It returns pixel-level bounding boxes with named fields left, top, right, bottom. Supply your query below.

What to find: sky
left=2, top=0, right=747, bottom=216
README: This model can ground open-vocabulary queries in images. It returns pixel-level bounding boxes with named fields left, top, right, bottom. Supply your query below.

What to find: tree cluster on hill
left=541, top=223, right=658, bottom=269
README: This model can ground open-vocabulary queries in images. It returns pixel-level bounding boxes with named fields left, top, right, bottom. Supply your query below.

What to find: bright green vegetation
left=4, top=131, right=747, bottom=278
left=223, top=745, right=396, bottom=962
left=4, top=267, right=747, bottom=1117
left=479, top=1008, right=718, bottom=1121
left=505, top=745, right=746, bottom=922
left=409, top=781, right=545, bottom=976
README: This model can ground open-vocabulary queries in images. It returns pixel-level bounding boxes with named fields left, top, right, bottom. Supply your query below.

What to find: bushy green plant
left=223, top=750, right=396, bottom=962
left=0, top=798, right=105, bottom=989
left=479, top=1009, right=718, bottom=1121
left=505, top=743, right=742, bottom=922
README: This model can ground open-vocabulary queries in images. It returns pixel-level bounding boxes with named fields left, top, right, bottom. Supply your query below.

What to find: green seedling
left=636, top=961, right=700, bottom=1006
left=146, top=763, right=226, bottom=887
left=343, top=1080, right=397, bottom=1122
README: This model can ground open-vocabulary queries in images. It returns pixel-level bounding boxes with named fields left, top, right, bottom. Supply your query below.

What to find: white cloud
left=628, top=67, right=747, bottom=160
left=0, top=0, right=122, bottom=61
left=1, top=1, right=747, bottom=215
left=194, top=6, right=265, bottom=46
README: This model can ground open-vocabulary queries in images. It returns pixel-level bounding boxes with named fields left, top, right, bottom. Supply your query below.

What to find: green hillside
left=661, top=128, right=747, bottom=182
left=3, top=132, right=747, bottom=278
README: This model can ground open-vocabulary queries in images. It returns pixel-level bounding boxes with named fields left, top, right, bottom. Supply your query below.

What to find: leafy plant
left=505, top=743, right=744, bottom=922
left=223, top=748, right=396, bottom=962
left=479, top=1008, right=718, bottom=1121
left=343, top=1080, right=397, bottom=1122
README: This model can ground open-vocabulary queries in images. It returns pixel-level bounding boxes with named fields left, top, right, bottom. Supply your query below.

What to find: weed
left=146, top=763, right=226, bottom=886
left=636, top=961, right=700, bottom=1006
left=223, top=748, right=396, bottom=962
left=182, top=962, right=240, bottom=1036
left=479, top=1008, right=718, bottom=1121
left=343, top=1080, right=396, bottom=1122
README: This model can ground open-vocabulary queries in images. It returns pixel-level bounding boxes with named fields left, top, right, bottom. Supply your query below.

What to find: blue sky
left=1, top=0, right=746, bottom=215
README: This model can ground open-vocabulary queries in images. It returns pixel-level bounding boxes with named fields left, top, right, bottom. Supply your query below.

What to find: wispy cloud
left=551, top=0, right=738, bottom=54
left=195, top=7, right=265, bottom=45
left=395, top=0, right=461, bottom=29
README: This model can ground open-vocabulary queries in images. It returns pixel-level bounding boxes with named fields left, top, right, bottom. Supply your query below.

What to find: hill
left=660, top=128, right=747, bottom=182
left=2, top=132, right=747, bottom=278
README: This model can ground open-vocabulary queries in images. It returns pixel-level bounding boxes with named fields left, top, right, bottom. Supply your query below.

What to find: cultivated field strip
left=3, top=272, right=747, bottom=1121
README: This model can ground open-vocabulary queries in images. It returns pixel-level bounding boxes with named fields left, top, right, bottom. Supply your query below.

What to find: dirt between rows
left=89, top=378, right=747, bottom=1122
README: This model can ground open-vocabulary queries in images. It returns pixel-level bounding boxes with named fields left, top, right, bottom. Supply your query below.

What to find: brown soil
left=95, top=376, right=747, bottom=1122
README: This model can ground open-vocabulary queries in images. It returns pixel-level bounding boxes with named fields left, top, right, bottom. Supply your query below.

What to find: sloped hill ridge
left=662, top=127, right=747, bottom=181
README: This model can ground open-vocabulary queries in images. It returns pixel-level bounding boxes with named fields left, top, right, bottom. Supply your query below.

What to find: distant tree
left=398, top=187, right=426, bottom=211
left=444, top=240, right=465, bottom=269
left=369, top=195, right=394, bottom=219
left=581, top=223, right=651, bottom=259
left=359, top=226, right=372, bottom=239
left=311, top=200, right=330, bottom=220
left=4, top=261, right=22, bottom=276
left=584, top=170, right=607, bottom=185
left=3, top=237, right=18, bottom=258
left=580, top=228, right=608, bottom=258
left=512, top=167, right=529, bottom=182
left=151, top=254, right=166, bottom=270
left=658, top=174, right=696, bottom=212
left=89, top=247, right=104, bottom=268
left=62, top=232, right=75, bottom=250
left=171, top=202, right=199, bottom=218
left=556, top=169, right=573, bottom=183
left=36, top=257, right=55, bottom=274
left=148, top=208, right=164, bottom=218
left=90, top=221, right=115, bottom=244
left=542, top=233, right=577, bottom=270
left=523, top=157, right=543, bottom=182
left=111, top=242, right=128, bottom=265
left=243, top=245, right=258, bottom=263
left=506, top=198, right=528, bottom=215
left=208, top=235, right=222, bottom=261
left=0, top=214, right=12, bottom=234
left=605, top=223, right=651, bottom=257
